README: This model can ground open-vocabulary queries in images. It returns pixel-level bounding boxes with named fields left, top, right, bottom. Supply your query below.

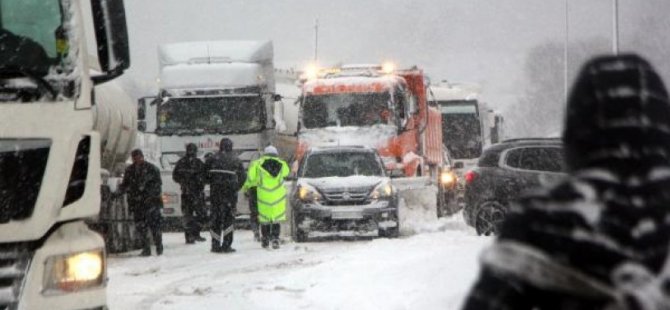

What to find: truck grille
left=0, top=244, right=32, bottom=310
left=321, top=187, right=371, bottom=206
left=0, top=139, right=51, bottom=224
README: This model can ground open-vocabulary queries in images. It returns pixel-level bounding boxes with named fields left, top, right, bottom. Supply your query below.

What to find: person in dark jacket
left=118, top=149, right=164, bottom=256
left=172, top=143, right=207, bottom=244
left=462, top=55, right=670, bottom=309
left=205, top=138, right=245, bottom=253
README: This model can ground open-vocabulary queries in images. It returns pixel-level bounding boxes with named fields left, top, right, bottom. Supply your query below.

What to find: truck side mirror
left=91, top=0, right=130, bottom=84
left=273, top=94, right=282, bottom=102
left=138, top=120, right=147, bottom=132
left=137, top=99, right=146, bottom=120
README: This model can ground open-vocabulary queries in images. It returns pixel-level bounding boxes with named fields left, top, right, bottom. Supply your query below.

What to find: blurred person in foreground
left=462, top=54, right=670, bottom=309
left=172, top=143, right=207, bottom=244
left=118, top=149, right=164, bottom=256
left=242, top=145, right=289, bottom=249
left=205, top=138, right=245, bottom=253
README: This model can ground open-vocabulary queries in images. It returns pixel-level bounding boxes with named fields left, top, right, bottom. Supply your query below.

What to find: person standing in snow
left=172, top=143, right=207, bottom=244
left=242, top=145, right=290, bottom=249
left=205, top=138, right=245, bottom=253
left=462, top=55, right=670, bottom=309
left=117, top=149, right=164, bottom=256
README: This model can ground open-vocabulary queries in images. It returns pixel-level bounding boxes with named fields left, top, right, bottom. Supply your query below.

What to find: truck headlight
left=297, top=184, right=321, bottom=203
left=439, top=171, right=457, bottom=188
left=162, top=192, right=179, bottom=205
left=370, top=182, right=393, bottom=200
left=43, top=249, right=105, bottom=294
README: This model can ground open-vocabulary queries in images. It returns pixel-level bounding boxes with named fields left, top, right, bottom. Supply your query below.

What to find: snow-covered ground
left=107, top=214, right=491, bottom=309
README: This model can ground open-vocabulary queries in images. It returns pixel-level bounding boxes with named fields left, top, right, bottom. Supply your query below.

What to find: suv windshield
left=302, top=92, right=392, bottom=128
left=157, top=96, right=265, bottom=135
left=0, top=0, right=76, bottom=101
left=301, top=151, right=383, bottom=178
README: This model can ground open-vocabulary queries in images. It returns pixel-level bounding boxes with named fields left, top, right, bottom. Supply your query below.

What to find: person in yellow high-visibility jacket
left=242, top=145, right=290, bottom=249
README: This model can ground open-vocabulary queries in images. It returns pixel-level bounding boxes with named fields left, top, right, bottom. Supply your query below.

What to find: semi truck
left=428, top=81, right=505, bottom=210
left=0, top=0, right=130, bottom=308
left=137, top=40, right=279, bottom=228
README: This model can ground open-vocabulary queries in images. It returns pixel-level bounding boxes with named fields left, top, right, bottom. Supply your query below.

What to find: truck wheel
left=475, top=202, right=506, bottom=236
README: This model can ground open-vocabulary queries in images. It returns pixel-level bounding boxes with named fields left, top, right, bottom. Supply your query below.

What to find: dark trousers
left=135, top=207, right=163, bottom=252
left=260, top=223, right=280, bottom=243
left=181, top=191, right=206, bottom=242
left=210, top=192, right=236, bottom=250
left=248, top=187, right=259, bottom=233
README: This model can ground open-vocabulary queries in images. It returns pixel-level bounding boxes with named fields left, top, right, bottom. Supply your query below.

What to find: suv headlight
left=43, top=249, right=105, bottom=294
left=370, top=181, right=394, bottom=200
left=297, top=184, right=322, bottom=203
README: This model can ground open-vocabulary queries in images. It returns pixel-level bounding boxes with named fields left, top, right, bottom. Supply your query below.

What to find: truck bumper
left=4, top=221, right=107, bottom=310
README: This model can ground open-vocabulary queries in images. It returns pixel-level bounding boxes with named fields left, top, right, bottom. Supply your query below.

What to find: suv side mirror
left=453, top=161, right=465, bottom=169
left=137, top=99, right=146, bottom=120
left=273, top=94, right=283, bottom=102
left=91, top=0, right=130, bottom=84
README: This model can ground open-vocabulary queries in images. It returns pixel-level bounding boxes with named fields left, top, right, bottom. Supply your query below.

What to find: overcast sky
left=120, top=0, right=670, bottom=137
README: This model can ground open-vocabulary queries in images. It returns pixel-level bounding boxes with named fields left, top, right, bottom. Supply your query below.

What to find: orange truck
left=292, top=64, right=460, bottom=215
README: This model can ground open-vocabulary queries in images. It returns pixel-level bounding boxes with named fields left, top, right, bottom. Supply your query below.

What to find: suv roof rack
left=501, top=137, right=562, bottom=143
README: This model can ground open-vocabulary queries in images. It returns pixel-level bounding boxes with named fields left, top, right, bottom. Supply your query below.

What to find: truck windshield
left=440, top=100, right=483, bottom=159
left=302, top=92, right=392, bottom=129
left=0, top=0, right=76, bottom=101
left=157, top=96, right=265, bottom=135
left=301, top=151, right=383, bottom=178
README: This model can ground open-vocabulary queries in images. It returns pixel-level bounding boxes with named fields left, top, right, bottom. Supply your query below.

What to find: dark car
left=290, top=146, right=399, bottom=242
left=463, top=138, right=566, bottom=236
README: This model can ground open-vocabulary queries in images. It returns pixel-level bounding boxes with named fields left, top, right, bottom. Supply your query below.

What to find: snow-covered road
left=107, top=215, right=491, bottom=309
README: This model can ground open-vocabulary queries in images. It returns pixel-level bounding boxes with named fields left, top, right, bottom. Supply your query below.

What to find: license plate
left=331, top=210, right=363, bottom=220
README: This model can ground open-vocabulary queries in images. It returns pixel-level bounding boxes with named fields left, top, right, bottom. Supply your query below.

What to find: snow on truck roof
left=429, top=83, right=481, bottom=101
left=303, top=75, right=402, bottom=95
left=158, top=41, right=273, bottom=68
left=160, top=62, right=264, bottom=90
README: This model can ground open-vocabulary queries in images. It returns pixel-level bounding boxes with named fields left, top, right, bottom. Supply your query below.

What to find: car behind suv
left=290, top=146, right=399, bottom=241
left=464, top=138, right=566, bottom=235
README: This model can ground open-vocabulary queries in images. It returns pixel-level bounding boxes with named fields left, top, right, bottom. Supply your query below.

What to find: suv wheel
left=475, top=201, right=506, bottom=236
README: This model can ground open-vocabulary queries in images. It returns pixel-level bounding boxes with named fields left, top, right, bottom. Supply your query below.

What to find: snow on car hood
left=298, top=175, right=386, bottom=190
left=299, top=125, right=396, bottom=149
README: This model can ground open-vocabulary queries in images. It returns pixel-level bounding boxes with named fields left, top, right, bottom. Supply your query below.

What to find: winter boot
left=140, top=248, right=151, bottom=257
left=156, top=245, right=163, bottom=256
left=271, top=239, right=280, bottom=249
left=261, top=238, right=269, bottom=249
left=222, top=247, right=236, bottom=253
left=194, top=235, right=206, bottom=242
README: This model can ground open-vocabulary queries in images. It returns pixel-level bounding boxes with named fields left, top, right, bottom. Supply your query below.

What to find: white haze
left=119, top=0, right=670, bottom=138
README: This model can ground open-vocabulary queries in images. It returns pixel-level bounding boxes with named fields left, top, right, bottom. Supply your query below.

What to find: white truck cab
left=0, top=0, right=130, bottom=308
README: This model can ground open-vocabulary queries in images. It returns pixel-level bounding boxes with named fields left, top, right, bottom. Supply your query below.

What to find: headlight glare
left=297, top=184, right=321, bottom=203
left=440, top=171, right=457, bottom=187
left=370, top=182, right=393, bottom=200
left=43, top=250, right=105, bottom=294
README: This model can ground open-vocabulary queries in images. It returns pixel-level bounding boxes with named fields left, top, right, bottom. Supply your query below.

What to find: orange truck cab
left=294, top=64, right=445, bottom=179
